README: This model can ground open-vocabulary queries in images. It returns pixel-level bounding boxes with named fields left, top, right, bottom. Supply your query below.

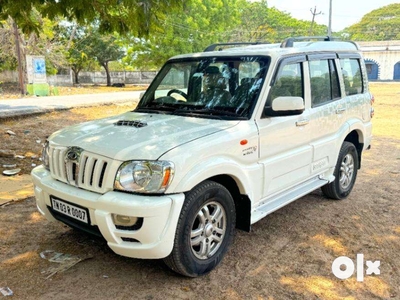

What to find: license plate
left=51, top=197, right=89, bottom=224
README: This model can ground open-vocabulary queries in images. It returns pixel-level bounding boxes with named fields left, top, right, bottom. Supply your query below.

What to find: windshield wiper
left=173, top=108, right=246, bottom=120
left=135, top=103, right=177, bottom=114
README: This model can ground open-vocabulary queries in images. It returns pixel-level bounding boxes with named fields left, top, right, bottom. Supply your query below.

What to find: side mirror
left=139, top=92, right=145, bottom=100
left=265, top=96, right=305, bottom=116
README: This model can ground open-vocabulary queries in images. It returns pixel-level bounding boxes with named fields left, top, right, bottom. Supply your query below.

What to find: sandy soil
left=0, top=83, right=147, bottom=100
left=0, top=83, right=399, bottom=299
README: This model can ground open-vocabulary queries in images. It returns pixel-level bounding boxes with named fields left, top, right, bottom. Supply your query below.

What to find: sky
left=264, top=0, right=400, bottom=31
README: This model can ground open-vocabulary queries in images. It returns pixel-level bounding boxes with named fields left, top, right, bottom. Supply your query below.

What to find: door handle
left=336, top=107, right=346, bottom=114
left=296, top=119, right=309, bottom=126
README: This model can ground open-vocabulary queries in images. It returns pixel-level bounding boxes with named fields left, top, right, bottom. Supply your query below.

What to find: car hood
left=49, top=112, right=239, bottom=160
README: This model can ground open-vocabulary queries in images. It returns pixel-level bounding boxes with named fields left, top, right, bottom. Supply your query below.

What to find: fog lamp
left=112, top=214, right=138, bottom=227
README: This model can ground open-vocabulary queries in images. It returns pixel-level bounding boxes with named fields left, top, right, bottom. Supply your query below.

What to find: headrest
left=204, top=66, right=220, bottom=75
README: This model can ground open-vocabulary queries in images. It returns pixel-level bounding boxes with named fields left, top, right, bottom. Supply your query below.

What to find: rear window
left=340, top=58, right=364, bottom=95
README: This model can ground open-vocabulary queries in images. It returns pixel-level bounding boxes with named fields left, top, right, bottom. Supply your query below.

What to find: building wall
left=0, top=70, right=157, bottom=86
left=358, top=41, right=400, bottom=81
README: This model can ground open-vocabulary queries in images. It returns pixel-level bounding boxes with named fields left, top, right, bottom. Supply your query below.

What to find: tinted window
left=309, top=59, right=340, bottom=107
left=267, top=62, right=303, bottom=101
left=340, top=58, right=364, bottom=95
left=263, top=62, right=303, bottom=117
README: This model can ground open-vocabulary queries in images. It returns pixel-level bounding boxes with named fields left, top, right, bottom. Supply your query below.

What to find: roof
left=170, top=39, right=360, bottom=61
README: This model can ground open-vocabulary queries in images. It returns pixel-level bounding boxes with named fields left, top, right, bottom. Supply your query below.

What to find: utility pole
left=13, top=20, right=25, bottom=96
left=328, top=0, right=333, bottom=37
left=309, top=6, right=322, bottom=36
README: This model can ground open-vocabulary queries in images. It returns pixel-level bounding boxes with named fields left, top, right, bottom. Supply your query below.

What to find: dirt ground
left=0, top=82, right=147, bottom=100
left=0, top=83, right=399, bottom=299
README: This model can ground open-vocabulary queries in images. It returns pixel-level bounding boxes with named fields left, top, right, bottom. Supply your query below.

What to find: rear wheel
left=322, top=141, right=359, bottom=200
left=164, top=181, right=236, bottom=277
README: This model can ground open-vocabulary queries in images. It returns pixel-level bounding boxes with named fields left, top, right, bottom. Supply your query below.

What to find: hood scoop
left=114, top=120, right=148, bottom=128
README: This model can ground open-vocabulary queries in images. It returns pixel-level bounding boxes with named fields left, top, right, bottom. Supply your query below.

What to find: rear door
left=307, top=53, right=348, bottom=175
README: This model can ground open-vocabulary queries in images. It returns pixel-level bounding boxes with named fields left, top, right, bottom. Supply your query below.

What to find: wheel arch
left=344, top=129, right=363, bottom=168
left=207, top=174, right=251, bottom=232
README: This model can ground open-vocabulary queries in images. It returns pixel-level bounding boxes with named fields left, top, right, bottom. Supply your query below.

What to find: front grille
left=49, top=146, right=113, bottom=194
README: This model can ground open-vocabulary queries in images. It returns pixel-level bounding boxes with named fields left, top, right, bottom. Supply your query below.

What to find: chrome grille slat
left=48, top=145, right=112, bottom=194
left=78, top=155, right=88, bottom=185
left=54, top=148, right=61, bottom=177
left=92, top=159, right=105, bottom=188
left=60, top=150, right=67, bottom=180
left=51, top=147, right=68, bottom=181
left=83, top=157, right=96, bottom=188
left=49, top=148, right=55, bottom=175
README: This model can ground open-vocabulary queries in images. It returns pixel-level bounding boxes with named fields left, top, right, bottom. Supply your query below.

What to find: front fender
left=171, top=157, right=262, bottom=202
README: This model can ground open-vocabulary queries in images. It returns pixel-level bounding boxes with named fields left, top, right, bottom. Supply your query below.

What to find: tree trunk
left=103, top=62, right=111, bottom=86
left=72, top=67, right=80, bottom=84
left=75, top=71, right=79, bottom=84
left=13, top=20, right=25, bottom=95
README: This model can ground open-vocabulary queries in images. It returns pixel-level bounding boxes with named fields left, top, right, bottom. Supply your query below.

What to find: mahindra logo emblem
left=65, top=147, right=83, bottom=163
left=64, top=147, right=83, bottom=186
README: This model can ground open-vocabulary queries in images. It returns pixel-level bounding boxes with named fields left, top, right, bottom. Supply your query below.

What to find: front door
left=257, top=57, right=312, bottom=199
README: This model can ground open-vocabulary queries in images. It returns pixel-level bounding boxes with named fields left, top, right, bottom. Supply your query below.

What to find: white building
left=358, top=41, right=400, bottom=81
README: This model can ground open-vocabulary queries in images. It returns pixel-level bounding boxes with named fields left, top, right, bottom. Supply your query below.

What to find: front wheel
left=322, top=141, right=359, bottom=200
left=164, top=181, right=236, bottom=277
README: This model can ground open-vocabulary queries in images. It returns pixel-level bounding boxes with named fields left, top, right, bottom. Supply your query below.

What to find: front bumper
left=31, top=166, right=185, bottom=259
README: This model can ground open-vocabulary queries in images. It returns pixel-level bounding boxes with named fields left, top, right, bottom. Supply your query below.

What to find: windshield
left=136, top=56, right=269, bottom=120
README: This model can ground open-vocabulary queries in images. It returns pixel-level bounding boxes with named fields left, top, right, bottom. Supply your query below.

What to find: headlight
left=114, top=161, right=174, bottom=194
left=41, top=140, right=50, bottom=171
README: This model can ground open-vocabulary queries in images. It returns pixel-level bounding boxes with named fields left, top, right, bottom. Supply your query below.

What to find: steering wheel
left=167, top=89, right=188, bottom=100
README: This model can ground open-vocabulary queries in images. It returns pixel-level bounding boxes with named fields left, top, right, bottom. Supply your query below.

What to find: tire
left=163, top=180, right=236, bottom=277
left=322, top=141, right=359, bottom=200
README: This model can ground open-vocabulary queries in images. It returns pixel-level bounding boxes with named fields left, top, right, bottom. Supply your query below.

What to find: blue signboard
left=33, top=58, right=46, bottom=75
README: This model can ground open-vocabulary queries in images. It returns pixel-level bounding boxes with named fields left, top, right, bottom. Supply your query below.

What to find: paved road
left=0, top=91, right=143, bottom=119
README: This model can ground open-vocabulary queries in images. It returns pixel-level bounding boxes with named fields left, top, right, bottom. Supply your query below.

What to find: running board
left=251, top=177, right=328, bottom=224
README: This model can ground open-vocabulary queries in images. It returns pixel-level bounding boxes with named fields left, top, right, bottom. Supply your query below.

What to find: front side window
left=309, top=59, right=340, bottom=107
left=137, top=57, right=269, bottom=120
left=264, top=62, right=303, bottom=116
left=340, top=58, right=364, bottom=95
left=269, top=63, right=303, bottom=100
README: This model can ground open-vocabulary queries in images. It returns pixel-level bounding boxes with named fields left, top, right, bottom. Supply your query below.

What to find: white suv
left=32, top=36, right=373, bottom=277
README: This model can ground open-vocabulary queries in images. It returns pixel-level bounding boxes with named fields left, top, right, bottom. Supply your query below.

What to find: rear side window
left=340, top=58, right=364, bottom=95
left=309, top=59, right=340, bottom=107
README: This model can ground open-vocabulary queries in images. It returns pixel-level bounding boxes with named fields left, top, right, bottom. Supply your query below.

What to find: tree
left=0, top=0, right=183, bottom=93
left=0, top=0, right=184, bottom=37
left=85, top=31, right=125, bottom=86
left=345, top=4, right=400, bottom=41
left=234, top=1, right=328, bottom=43
left=0, top=19, right=17, bottom=71
left=123, top=0, right=242, bottom=69
left=66, top=40, right=93, bottom=84
left=233, top=0, right=270, bottom=41
left=56, top=23, right=94, bottom=84
left=0, top=14, right=66, bottom=73
left=122, top=0, right=330, bottom=70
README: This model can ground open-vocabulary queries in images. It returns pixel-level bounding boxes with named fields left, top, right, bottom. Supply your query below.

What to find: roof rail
left=280, top=36, right=333, bottom=48
left=204, top=42, right=269, bottom=52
